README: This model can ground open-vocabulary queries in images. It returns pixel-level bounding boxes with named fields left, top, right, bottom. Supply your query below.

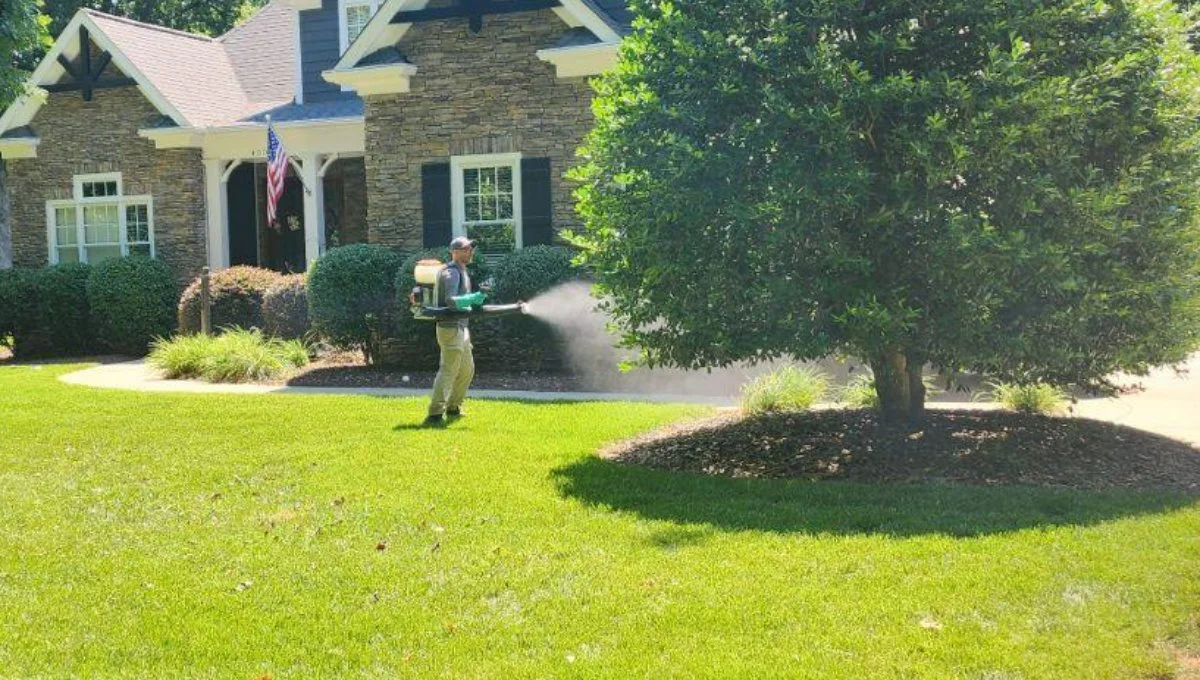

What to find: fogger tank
left=410, top=259, right=525, bottom=322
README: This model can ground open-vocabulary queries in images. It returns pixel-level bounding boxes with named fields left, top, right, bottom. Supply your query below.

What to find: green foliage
left=308, top=244, right=403, bottom=361
left=148, top=327, right=307, bottom=383
left=86, top=256, right=177, bottom=356
left=841, top=374, right=880, bottom=410
left=573, top=0, right=1200, bottom=418
left=33, top=262, right=93, bottom=355
left=262, top=275, right=310, bottom=341
left=0, top=0, right=49, bottom=104
left=41, top=0, right=265, bottom=39
left=490, top=245, right=579, bottom=302
left=0, top=268, right=37, bottom=351
left=988, top=382, right=1069, bottom=416
left=177, top=266, right=282, bottom=336
left=739, top=365, right=830, bottom=415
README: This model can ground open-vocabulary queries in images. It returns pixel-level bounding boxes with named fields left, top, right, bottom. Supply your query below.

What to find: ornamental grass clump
left=989, top=382, right=1069, bottom=416
left=739, top=365, right=829, bottom=415
left=149, top=328, right=308, bottom=383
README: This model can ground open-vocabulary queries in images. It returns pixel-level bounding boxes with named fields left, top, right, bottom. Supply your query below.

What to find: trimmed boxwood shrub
left=262, top=275, right=309, bottom=341
left=34, top=262, right=95, bottom=356
left=0, top=268, right=38, bottom=351
left=490, top=245, right=578, bottom=302
left=178, top=266, right=283, bottom=335
left=308, top=244, right=404, bottom=362
left=87, top=256, right=178, bottom=356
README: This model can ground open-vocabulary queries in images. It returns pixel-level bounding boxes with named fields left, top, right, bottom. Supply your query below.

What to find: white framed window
left=451, top=153, right=523, bottom=260
left=340, top=0, right=381, bottom=55
left=46, top=172, right=154, bottom=265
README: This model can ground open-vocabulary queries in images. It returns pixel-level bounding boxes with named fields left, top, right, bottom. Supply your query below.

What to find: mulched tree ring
left=600, top=410, right=1200, bottom=493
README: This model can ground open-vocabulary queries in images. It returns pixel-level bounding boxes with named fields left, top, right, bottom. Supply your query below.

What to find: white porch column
left=203, top=158, right=230, bottom=271
left=298, top=152, right=326, bottom=269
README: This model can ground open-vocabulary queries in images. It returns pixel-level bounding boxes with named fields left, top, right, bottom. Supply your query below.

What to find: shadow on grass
left=552, top=457, right=1200, bottom=538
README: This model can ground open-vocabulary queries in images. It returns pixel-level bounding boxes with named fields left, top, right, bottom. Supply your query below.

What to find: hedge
left=0, top=268, right=40, bottom=355
left=178, top=266, right=284, bottom=335
left=262, top=275, right=310, bottom=341
left=34, top=262, right=95, bottom=356
left=308, top=244, right=404, bottom=362
left=86, top=256, right=178, bottom=356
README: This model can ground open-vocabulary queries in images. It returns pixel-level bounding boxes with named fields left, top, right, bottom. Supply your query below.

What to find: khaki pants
left=428, top=325, right=474, bottom=417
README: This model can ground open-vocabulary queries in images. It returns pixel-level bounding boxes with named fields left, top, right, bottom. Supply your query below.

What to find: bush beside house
left=86, top=257, right=178, bottom=356
left=262, top=275, right=310, bottom=341
left=33, top=263, right=95, bottom=356
left=178, top=266, right=284, bottom=335
left=307, top=244, right=404, bottom=363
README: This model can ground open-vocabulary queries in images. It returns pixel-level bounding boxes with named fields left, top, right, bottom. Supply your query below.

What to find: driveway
left=1071, top=356, right=1200, bottom=445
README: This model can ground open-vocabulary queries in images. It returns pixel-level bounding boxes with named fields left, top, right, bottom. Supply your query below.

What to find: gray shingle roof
left=554, top=27, right=601, bottom=49
left=241, top=97, right=364, bottom=124
left=1, top=126, right=36, bottom=139
left=580, top=0, right=633, bottom=34
left=79, top=4, right=298, bottom=128
left=356, top=47, right=410, bottom=67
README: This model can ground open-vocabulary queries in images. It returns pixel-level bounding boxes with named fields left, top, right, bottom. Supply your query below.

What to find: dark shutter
left=422, top=162, right=452, bottom=248
left=521, top=157, right=553, bottom=246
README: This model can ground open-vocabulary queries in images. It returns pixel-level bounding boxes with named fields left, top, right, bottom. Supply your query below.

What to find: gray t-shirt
left=437, top=263, right=471, bottom=329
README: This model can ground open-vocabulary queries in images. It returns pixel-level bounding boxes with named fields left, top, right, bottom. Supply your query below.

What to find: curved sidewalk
left=52, top=356, right=1200, bottom=445
left=58, top=360, right=739, bottom=405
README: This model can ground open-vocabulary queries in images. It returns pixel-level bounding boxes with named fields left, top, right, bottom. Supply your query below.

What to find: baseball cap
left=450, top=236, right=476, bottom=251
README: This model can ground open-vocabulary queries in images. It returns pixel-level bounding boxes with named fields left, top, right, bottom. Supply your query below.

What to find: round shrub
left=262, top=275, right=309, bottom=341
left=308, top=244, right=404, bottom=361
left=34, top=262, right=95, bottom=356
left=178, top=266, right=283, bottom=335
left=0, top=268, right=38, bottom=351
left=491, top=246, right=579, bottom=302
left=87, top=256, right=178, bottom=356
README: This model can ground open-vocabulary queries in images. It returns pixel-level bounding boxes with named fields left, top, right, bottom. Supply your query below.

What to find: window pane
left=346, top=4, right=371, bottom=43
left=478, top=168, right=497, bottom=196
left=85, top=245, right=122, bottom=264
left=464, top=196, right=482, bottom=222
left=57, top=247, right=80, bottom=264
left=467, top=221, right=516, bottom=255
left=128, top=244, right=152, bottom=258
left=81, top=181, right=118, bottom=198
left=497, top=166, right=513, bottom=193
left=480, top=196, right=498, bottom=221
left=463, top=168, right=479, bottom=195
left=84, top=205, right=119, bottom=244
left=55, top=207, right=78, bottom=247
left=126, top=204, right=150, bottom=243
left=497, top=194, right=513, bottom=220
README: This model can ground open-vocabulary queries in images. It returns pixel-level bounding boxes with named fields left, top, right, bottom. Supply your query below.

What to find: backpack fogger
left=410, top=259, right=525, bottom=322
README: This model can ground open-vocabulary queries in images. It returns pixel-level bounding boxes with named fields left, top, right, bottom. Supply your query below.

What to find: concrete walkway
left=55, top=357, right=1200, bottom=444
left=57, top=360, right=737, bottom=405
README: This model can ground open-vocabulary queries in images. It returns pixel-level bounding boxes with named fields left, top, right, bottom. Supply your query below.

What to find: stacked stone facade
left=364, top=9, right=595, bottom=250
left=5, top=87, right=207, bottom=284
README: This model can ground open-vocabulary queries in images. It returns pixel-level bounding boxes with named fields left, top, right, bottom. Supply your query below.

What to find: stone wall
left=5, top=87, right=207, bottom=284
left=364, top=9, right=595, bottom=250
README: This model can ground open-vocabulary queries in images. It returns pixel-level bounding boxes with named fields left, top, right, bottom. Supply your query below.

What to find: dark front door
left=264, top=177, right=306, bottom=274
left=227, top=163, right=259, bottom=267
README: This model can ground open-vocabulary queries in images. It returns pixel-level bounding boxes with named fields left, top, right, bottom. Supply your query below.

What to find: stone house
left=0, top=0, right=629, bottom=282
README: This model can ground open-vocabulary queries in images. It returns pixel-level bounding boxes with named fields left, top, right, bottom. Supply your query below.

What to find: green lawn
left=1, top=363, right=1198, bottom=679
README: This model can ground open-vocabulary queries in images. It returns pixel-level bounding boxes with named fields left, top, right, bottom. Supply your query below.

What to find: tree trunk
left=906, top=356, right=926, bottom=422
left=871, top=350, right=927, bottom=424
left=0, top=159, right=10, bottom=270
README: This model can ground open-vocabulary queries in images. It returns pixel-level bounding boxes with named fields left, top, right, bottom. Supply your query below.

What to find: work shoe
left=423, top=414, right=445, bottom=427
left=446, top=408, right=464, bottom=419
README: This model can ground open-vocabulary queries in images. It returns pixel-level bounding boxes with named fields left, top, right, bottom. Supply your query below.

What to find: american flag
left=266, top=124, right=289, bottom=227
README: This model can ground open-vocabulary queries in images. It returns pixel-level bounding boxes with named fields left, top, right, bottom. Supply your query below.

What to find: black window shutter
left=521, top=157, right=553, bottom=247
left=422, top=162, right=452, bottom=248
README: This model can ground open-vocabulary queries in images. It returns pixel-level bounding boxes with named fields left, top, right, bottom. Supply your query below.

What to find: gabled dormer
left=280, top=0, right=630, bottom=103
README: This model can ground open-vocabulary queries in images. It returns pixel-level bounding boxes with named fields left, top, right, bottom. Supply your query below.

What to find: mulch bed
left=601, top=409, right=1200, bottom=492
left=287, top=359, right=588, bottom=392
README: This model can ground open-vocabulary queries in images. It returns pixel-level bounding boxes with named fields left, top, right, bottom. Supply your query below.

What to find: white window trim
left=451, top=152, right=523, bottom=252
left=339, top=0, right=381, bottom=56
left=45, top=172, right=156, bottom=265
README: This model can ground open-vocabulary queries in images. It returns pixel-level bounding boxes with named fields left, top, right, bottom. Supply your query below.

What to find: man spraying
left=424, top=237, right=482, bottom=426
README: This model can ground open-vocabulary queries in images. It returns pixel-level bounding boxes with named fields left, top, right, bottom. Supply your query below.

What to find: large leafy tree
left=572, top=0, right=1200, bottom=422
left=41, top=0, right=265, bottom=37
left=1, top=0, right=48, bottom=269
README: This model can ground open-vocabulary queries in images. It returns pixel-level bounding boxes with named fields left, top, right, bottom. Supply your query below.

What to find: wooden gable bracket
left=391, top=0, right=560, bottom=34
left=42, top=27, right=136, bottom=101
